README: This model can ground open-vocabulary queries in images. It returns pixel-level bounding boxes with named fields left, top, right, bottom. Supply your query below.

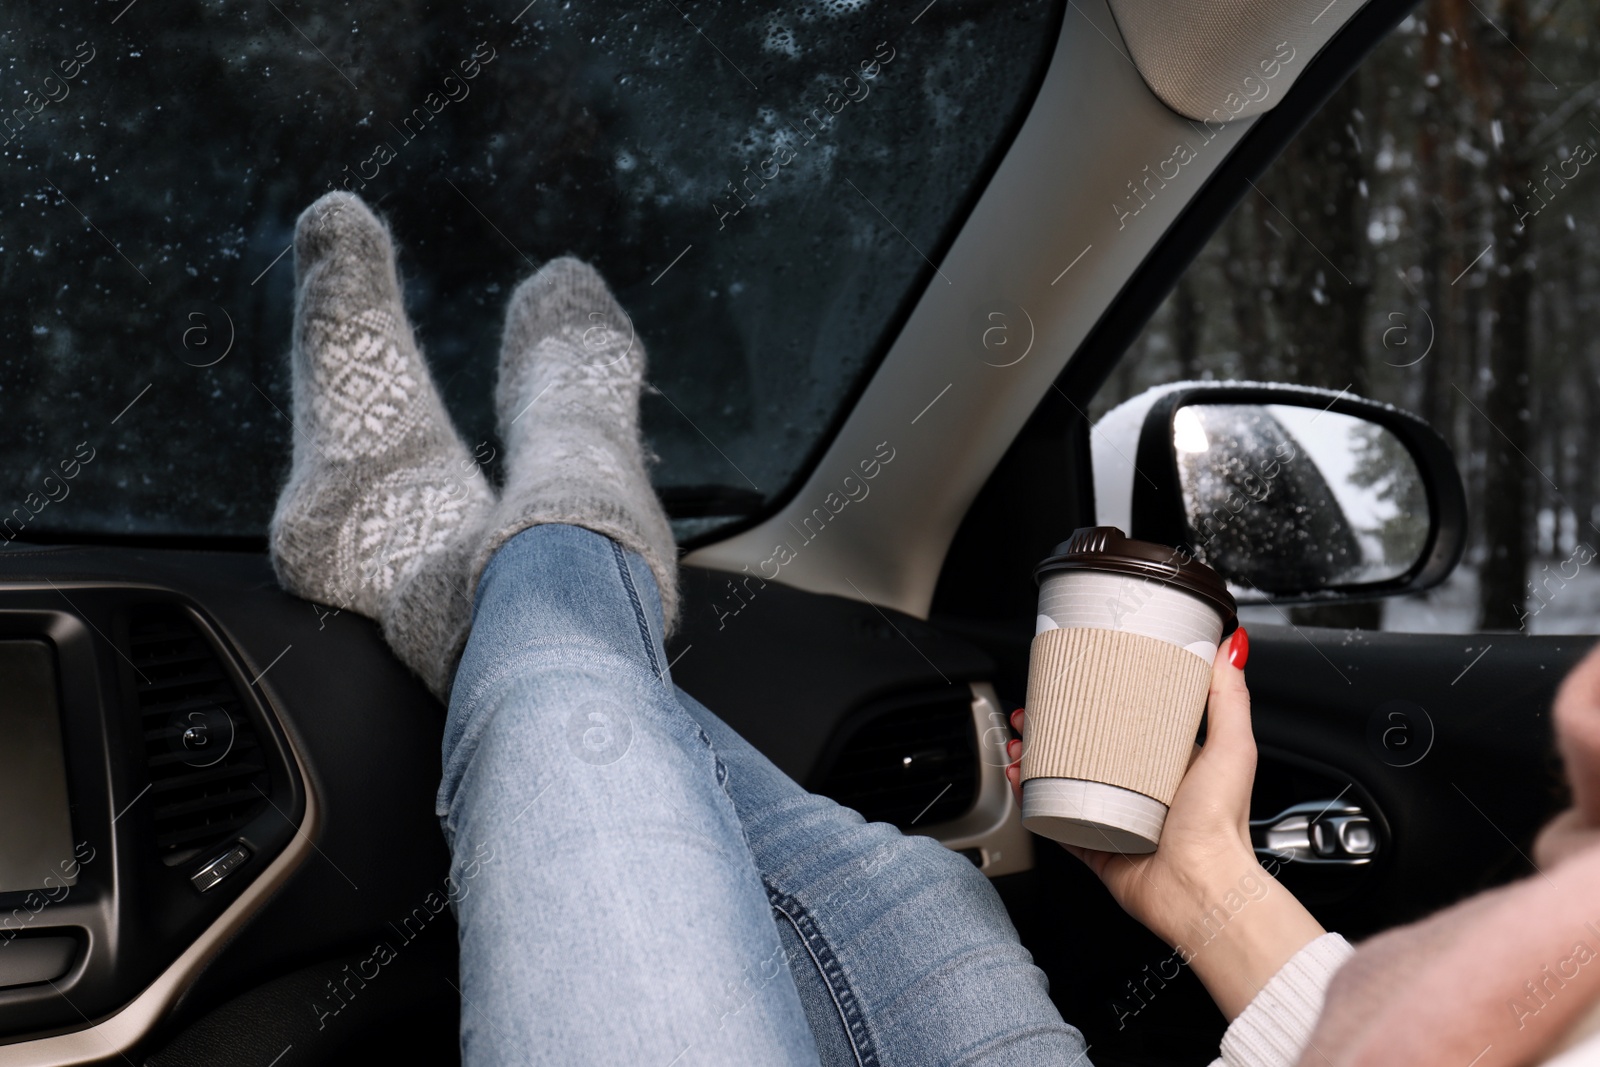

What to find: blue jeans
left=437, top=524, right=1089, bottom=1065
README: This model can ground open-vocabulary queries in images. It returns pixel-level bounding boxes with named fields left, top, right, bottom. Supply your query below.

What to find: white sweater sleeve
left=1205, top=932, right=1355, bottom=1067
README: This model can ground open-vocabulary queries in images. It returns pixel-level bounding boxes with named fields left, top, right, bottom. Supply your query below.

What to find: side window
left=1094, top=3, right=1599, bottom=635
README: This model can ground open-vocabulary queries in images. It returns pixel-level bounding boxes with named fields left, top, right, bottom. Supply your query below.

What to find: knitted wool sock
left=269, top=192, right=496, bottom=699
left=472, top=257, right=678, bottom=629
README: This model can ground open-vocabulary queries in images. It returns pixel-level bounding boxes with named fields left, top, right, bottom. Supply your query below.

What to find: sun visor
left=1105, top=0, right=1373, bottom=122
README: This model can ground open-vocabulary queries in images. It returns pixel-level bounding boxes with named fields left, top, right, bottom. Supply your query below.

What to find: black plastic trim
left=0, top=588, right=303, bottom=1041
left=2, top=532, right=268, bottom=553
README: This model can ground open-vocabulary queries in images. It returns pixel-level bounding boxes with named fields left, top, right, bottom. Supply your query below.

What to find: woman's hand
left=1006, top=628, right=1325, bottom=1020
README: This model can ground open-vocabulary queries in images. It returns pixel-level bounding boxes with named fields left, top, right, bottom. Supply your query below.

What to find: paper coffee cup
left=1020, top=526, right=1237, bottom=853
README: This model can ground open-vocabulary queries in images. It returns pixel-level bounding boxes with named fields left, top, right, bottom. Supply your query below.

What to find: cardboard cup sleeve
left=1020, top=627, right=1213, bottom=849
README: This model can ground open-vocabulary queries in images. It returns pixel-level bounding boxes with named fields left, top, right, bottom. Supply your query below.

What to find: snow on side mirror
left=1092, top=382, right=1467, bottom=604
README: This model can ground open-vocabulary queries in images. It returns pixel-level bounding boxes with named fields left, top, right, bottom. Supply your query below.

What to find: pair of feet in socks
left=269, top=192, right=677, bottom=699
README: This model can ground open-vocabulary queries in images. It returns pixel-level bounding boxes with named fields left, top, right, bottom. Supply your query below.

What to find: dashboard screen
left=0, top=641, right=77, bottom=893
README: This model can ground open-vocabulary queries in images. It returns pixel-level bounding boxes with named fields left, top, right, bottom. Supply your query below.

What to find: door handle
left=1250, top=800, right=1377, bottom=866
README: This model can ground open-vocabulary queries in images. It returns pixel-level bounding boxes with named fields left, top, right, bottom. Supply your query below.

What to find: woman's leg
left=438, top=524, right=821, bottom=1066
left=438, top=259, right=821, bottom=1066
left=671, top=687, right=1092, bottom=1067
left=268, top=203, right=1081, bottom=1065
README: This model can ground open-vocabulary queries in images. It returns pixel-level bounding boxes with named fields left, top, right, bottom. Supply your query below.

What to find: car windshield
left=1, top=0, right=1060, bottom=545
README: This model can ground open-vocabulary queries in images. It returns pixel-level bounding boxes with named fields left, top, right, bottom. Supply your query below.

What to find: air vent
left=811, top=691, right=979, bottom=829
left=126, top=608, right=269, bottom=866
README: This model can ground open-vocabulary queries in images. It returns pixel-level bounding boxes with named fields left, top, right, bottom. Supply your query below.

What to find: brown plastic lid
left=1034, top=526, right=1238, bottom=630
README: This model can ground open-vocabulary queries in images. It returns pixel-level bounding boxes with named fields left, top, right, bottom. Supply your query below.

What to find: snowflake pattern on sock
left=302, top=308, right=424, bottom=463
left=473, top=257, right=678, bottom=629
left=270, top=192, right=495, bottom=698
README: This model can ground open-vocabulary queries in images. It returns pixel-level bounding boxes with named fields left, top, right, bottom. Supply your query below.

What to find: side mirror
left=1091, top=382, right=1467, bottom=604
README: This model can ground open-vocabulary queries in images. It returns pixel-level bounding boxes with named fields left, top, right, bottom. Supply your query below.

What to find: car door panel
left=936, top=606, right=1584, bottom=1065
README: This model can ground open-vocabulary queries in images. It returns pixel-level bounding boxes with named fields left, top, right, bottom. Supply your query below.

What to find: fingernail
left=1010, top=707, right=1024, bottom=730
left=1007, top=738, right=1022, bottom=760
left=1229, top=627, right=1250, bottom=670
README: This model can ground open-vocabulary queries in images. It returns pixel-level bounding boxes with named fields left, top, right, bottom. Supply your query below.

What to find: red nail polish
left=1229, top=627, right=1250, bottom=670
